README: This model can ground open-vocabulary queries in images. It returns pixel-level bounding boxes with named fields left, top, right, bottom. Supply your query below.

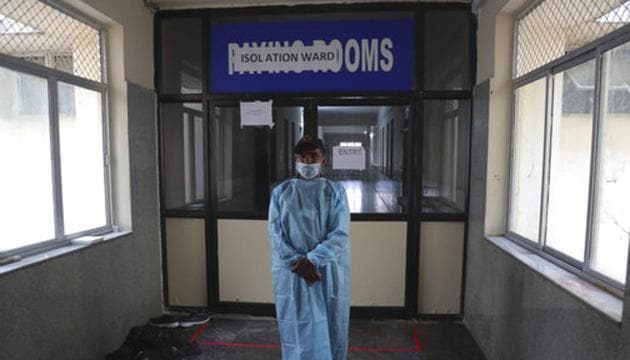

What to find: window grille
left=516, top=0, right=630, bottom=77
left=0, top=0, right=102, bottom=82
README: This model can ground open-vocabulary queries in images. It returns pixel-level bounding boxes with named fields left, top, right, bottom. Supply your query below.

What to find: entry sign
left=210, top=19, right=415, bottom=93
left=333, top=146, right=366, bottom=171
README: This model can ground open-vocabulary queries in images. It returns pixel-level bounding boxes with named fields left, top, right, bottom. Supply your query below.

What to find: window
left=0, top=0, right=102, bottom=82
left=17, top=71, right=47, bottom=115
left=0, top=1, right=108, bottom=257
left=58, top=82, right=107, bottom=235
left=0, top=67, right=55, bottom=252
left=508, top=78, right=546, bottom=241
left=318, top=105, right=410, bottom=214
left=590, top=41, right=630, bottom=283
left=509, top=0, right=630, bottom=289
left=546, top=60, right=596, bottom=261
left=516, top=0, right=630, bottom=78
left=422, top=100, right=470, bottom=214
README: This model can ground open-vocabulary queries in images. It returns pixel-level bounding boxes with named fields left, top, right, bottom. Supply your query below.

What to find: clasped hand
left=291, top=257, right=322, bottom=285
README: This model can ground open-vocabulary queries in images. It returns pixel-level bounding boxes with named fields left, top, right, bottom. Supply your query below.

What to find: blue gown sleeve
left=268, top=187, right=302, bottom=268
left=306, top=185, right=350, bottom=268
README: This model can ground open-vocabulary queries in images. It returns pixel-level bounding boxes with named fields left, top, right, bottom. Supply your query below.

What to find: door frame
left=155, top=2, right=475, bottom=319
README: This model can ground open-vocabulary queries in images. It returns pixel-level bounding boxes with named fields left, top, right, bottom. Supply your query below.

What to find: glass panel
left=214, top=106, right=304, bottom=214
left=591, top=41, right=630, bottom=283
left=317, top=105, right=409, bottom=214
left=58, top=83, right=107, bottom=235
left=424, top=10, right=471, bottom=90
left=0, top=66, right=55, bottom=251
left=161, top=18, right=202, bottom=94
left=546, top=60, right=596, bottom=261
left=422, top=100, right=470, bottom=213
left=272, top=107, right=305, bottom=183
left=162, top=103, right=206, bottom=211
left=508, top=78, right=546, bottom=241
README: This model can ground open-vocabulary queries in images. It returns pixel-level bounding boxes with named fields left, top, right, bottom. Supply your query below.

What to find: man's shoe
left=149, top=314, right=179, bottom=328
left=178, top=312, right=210, bottom=328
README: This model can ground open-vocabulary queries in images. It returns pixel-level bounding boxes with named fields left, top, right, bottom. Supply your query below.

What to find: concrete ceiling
left=152, top=0, right=470, bottom=10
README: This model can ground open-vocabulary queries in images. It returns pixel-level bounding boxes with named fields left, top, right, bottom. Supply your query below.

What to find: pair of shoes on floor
left=149, top=311, right=210, bottom=328
left=107, top=324, right=202, bottom=359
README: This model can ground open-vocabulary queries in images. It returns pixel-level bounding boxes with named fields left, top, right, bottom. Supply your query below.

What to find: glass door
left=212, top=103, right=306, bottom=217
left=316, top=105, right=411, bottom=214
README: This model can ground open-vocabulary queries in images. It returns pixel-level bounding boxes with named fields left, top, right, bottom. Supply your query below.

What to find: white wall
left=475, top=0, right=530, bottom=235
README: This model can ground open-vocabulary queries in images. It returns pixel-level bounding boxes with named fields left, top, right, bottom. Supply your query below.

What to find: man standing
left=268, top=136, right=351, bottom=360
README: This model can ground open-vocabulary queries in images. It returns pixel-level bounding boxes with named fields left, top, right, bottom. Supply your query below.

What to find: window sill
left=0, top=230, right=132, bottom=277
left=486, top=235, right=623, bottom=323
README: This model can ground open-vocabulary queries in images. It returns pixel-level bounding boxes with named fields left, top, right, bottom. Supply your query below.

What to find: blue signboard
left=210, top=19, right=415, bottom=93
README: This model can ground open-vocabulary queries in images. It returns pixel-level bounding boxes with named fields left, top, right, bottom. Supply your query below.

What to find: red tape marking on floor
left=412, top=327, right=423, bottom=352
left=349, top=346, right=416, bottom=353
left=200, top=342, right=419, bottom=353
left=200, top=340, right=281, bottom=349
left=189, top=321, right=210, bottom=343
left=194, top=321, right=423, bottom=353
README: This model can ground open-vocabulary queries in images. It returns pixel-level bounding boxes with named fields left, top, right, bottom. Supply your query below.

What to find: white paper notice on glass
left=332, top=146, right=366, bottom=170
left=240, top=100, right=274, bottom=128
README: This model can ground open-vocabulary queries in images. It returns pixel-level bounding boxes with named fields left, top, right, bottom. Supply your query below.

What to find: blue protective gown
left=268, top=177, right=351, bottom=360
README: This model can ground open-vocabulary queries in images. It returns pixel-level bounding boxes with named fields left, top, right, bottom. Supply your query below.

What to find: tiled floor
left=181, top=315, right=486, bottom=359
left=329, top=171, right=403, bottom=213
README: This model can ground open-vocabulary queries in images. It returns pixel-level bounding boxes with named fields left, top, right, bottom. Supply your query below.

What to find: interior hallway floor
left=180, top=315, right=486, bottom=359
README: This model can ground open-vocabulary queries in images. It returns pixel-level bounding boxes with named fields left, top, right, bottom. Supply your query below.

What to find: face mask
left=296, top=162, right=321, bottom=180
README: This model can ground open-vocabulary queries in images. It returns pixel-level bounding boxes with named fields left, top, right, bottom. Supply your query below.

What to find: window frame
left=0, top=13, right=111, bottom=260
left=507, top=24, right=630, bottom=296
